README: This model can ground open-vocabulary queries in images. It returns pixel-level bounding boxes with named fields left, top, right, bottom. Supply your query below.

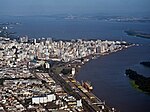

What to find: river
left=1, top=16, right=150, bottom=112
left=76, top=45, right=150, bottom=112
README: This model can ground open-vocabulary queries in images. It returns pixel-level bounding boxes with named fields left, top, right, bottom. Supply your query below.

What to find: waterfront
left=1, top=16, right=150, bottom=112
left=1, top=35, right=127, bottom=111
left=77, top=45, right=150, bottom=112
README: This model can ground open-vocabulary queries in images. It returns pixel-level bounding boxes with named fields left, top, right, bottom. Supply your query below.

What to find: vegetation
left=61, top=68, right=71, bottom=75
left=140, top=61, right=150, bottom=68
left=126, top=69, right=150, bottom=93
left=129, top=80, right=143, bottom=92
left=52, top=67, right=63, bottom=75
left=52, top=66, right=71, bottom=75
left=125, top=30, right=150, bottom=39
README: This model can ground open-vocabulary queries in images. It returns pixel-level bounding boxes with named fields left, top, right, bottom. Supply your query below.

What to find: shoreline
left=72, top=44, right=135, bottom=109
left=125, top=69, right=150, bottom=94
left=124, top=30, right=150, bottom=39
left=74, top=43, right=134, bottom=77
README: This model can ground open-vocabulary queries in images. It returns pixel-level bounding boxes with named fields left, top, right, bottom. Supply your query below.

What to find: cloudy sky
left=0, top=0, right=150, bottom=16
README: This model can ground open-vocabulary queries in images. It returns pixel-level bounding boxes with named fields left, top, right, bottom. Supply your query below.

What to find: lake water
left=1, top=16, right=150, bottom=112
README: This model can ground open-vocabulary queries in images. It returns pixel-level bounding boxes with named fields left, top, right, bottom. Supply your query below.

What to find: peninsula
left=125, top=69, right=150, bottom=93
left=124, top=30, right=150, bottom=39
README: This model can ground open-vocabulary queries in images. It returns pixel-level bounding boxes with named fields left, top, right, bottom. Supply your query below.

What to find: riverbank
left=58, top=42, right=134, bottom=111
left=76, top=45, right=150, bottom=112
left=74, top=43, right=134, bottom=78
left=125, top=69, right=150, bottom=93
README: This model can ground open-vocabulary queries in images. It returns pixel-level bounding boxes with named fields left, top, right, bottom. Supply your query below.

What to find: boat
left=82, top=81, right=93, bottom=91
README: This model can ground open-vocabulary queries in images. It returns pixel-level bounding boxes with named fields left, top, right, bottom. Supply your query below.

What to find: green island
left=140, top=61, right=150, bottom=68
left=125, top=69, right=150, bottom=93
left=124, top=30, right=150, bottom=39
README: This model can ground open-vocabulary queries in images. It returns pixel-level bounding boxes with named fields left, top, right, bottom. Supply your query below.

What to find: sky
left=0, top=0, right=150, bottom=16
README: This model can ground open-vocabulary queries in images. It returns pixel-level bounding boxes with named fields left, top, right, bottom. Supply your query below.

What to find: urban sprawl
left=0, top=35, right=133, bottom=112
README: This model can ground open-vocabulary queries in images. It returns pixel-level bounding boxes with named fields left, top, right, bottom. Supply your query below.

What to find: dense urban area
left=0, top=26, right=133, bottom=112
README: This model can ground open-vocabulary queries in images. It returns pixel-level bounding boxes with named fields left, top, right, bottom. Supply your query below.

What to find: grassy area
left=52, top=66, right=71, bottom=76
left=129, top=80, right=143, bottom=92
left=52, top=67, right=63, bottom=75
left=126, top=69, right=150, bottom=94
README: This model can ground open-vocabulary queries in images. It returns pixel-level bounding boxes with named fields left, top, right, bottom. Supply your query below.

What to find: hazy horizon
left=0, top=0, right=150, bottom=16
